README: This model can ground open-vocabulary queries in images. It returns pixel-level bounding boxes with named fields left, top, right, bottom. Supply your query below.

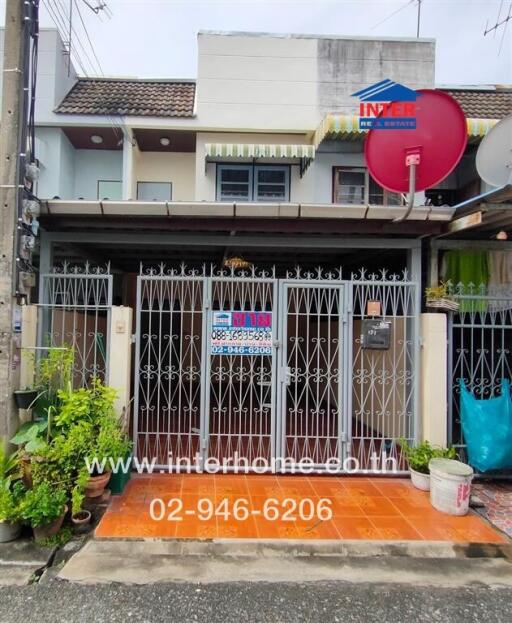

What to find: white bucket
left=429, top=458, right=474, bottom=516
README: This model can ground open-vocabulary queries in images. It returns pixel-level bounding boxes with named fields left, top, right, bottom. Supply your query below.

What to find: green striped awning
left=314, top=113, right=499, bottom=146
left=205, top=143, right=315, bottom=160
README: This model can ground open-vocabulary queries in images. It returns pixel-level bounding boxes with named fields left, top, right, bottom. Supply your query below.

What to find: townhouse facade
left=2, top=28, right=512, bottom=473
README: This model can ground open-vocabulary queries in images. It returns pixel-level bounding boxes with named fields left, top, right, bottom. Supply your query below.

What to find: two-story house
left=4, top=28, right=512, bottom=473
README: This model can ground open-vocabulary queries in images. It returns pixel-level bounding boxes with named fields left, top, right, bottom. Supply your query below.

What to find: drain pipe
left=393, top=152, right=420, bottom=223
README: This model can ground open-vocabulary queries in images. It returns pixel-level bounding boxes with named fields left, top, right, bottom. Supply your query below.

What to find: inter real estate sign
left=351, top=79, right=419, bottom=130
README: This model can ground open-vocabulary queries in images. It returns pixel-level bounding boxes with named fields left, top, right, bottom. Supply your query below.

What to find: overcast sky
left=1, top=0, right=511, bottom=84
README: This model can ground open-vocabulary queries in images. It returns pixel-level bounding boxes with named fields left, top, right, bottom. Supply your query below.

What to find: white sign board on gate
left=211, top=311, right=272, bottom=355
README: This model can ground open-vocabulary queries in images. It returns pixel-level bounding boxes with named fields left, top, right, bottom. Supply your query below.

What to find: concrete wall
left=421, top=313, right=448, bottom=446
left=317, top=37, right=435, bottom=116
left=36, top=127, right=75, bottom=199
left=74, top=150, right=123, bottom=200
left=196, top=32, right=435, bottom=131
left=36, top=126, right=123, bottom=200
left=134, top=152, right=196, bottom=201
left=35, top=29, right=78, bottom=124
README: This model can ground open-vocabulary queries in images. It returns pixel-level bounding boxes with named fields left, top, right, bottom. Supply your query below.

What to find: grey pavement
left=0, top=580, right=511, bottom=623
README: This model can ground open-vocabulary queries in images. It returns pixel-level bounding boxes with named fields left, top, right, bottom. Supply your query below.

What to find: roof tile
left=441, top=88, right=512, bottom=119
left=55, top=79, right=196, bottom=118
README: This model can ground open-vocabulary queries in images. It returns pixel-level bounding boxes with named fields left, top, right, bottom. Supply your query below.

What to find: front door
left=278, top=282, right=346, bottom=470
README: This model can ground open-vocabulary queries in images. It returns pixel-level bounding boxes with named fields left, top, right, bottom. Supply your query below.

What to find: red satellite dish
left=364, top=89, right=467, bottom=193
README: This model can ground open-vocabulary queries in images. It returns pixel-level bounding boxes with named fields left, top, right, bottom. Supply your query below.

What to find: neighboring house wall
left=36, top=29, right=77, bottom=124
left=134, top=152, right=196, bottom=201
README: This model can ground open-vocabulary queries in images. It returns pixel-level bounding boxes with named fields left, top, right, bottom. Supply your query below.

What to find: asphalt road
left=0, top=580, right=511, bottom=623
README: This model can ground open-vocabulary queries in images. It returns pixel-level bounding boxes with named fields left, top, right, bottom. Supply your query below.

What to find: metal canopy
left=439, top=184, right=512, bottom=239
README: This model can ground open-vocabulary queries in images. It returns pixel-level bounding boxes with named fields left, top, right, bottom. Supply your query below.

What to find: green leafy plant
left=399, top=438, right=457, bottom=474
left=0, top=480, right=26, bottom=524
left=0, top=443, right=20, bottom=481
left=35, top=346, right=74, bottom=400
left=10, top=421, right=48, bottom=454
left=36, top=525, right=73, bottom=548
left=20, top=482, right=67, bottom=528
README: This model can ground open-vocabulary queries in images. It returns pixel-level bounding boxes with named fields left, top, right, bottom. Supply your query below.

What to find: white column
left=108, top=306, right=133, bottom=419
left=122, top=128, right=134, bottom=200
left=421, top=313, right=448, bottom=447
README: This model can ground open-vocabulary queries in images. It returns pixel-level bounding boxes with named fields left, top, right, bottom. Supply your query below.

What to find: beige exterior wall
left=108, top=307, right=133, bottom=419
left=134, top=152, right=196, bottom=201
left=421, top=313, right=448, bottom=447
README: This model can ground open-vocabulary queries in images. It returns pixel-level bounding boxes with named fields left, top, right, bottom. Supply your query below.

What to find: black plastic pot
left=13, top=389, right=38, bottom=410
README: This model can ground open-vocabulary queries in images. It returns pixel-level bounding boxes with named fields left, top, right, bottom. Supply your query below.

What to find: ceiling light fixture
left=90, top=134, right=104, bottom=144
left=159, top=137, right=171, bottom=147
left=223, top=256, right=252, bottom=270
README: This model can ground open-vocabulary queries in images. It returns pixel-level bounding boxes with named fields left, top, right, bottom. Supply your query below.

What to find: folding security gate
left=134, top=265, right=419, bottom=473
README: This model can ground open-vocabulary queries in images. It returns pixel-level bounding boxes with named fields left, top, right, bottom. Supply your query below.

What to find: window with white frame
left=217, top=165, right=289, bottom=202
left=333, top=167, right=403, bottom=206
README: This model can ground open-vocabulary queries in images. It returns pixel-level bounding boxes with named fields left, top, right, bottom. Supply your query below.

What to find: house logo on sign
left=213, top=312, right=232, bottom=327
left=352, top=79, right=420, bottom=130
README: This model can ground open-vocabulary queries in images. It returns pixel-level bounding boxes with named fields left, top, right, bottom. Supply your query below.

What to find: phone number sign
left=211, top=311, right=272, bottom=355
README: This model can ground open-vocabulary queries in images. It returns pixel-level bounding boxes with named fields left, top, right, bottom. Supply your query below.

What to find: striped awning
left=314, top=113, right=499, bottom=146
left=205, top=143, right=315, bottom=160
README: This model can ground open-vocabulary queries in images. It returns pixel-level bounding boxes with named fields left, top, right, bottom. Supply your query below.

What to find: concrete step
left=58, top=539, right=512, bottom=586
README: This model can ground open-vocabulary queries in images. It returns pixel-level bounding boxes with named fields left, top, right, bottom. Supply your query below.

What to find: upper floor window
left=217, top=165, right=289, bottom=202
left=333, top=167, right=403, bottom=206
left=137, top=182, right=172, bottom=201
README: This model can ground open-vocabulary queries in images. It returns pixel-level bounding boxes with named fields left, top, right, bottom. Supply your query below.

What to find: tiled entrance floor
left=95, top=474, right=508, bottom=542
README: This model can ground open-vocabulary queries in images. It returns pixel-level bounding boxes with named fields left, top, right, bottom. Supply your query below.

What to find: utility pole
left=0, top=0, right=27, bottom=443
left=416, top=0, right=422, bottom=38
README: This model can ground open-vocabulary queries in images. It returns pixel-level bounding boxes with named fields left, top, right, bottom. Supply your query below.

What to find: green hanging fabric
left=443, top=250, right=489, bottom=313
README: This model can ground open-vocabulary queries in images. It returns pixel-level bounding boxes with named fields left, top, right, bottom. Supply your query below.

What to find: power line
left=74, top=0, right=105, bottom=76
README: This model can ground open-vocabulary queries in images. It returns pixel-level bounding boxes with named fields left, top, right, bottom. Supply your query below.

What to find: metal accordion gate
left=134, top=264, right=419, bottom=474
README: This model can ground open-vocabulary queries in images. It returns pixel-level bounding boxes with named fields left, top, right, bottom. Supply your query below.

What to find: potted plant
left=71, top=475, right=91, bottom=528
left=425, top=282, right=459, bottom=312
left=13, top=387, right=39, bottom=410
left=400, top=438, right=457, bottom=490
left=0, top=445, right=25, bottom=543
left=20, top=482, right=68, bottom=541
left=56, top=379, right=130, bottom=499
left=0, top=480, right=25, bottom=543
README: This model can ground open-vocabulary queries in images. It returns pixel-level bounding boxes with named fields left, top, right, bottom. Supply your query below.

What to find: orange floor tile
left=95, top=474, right=509, bottom=543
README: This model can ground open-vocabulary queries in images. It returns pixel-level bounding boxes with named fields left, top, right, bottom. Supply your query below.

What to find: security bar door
left=279, top=283, right=346, bottom=469
left=205, top=276, right=278, bottom=469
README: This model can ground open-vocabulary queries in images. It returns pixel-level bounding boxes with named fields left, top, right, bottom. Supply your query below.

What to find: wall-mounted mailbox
left=361, top=319, right=391, bottom=350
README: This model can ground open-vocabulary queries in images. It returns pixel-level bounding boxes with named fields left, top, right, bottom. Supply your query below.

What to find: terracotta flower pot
left=71, top=510, right=92, bottom=527
left=85, top=471, right=111, bottom=499
left=33, top=505, right=67, bottom=541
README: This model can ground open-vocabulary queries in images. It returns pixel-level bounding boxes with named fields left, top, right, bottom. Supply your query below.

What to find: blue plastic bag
left=459, top=378, right=512, bottom=472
